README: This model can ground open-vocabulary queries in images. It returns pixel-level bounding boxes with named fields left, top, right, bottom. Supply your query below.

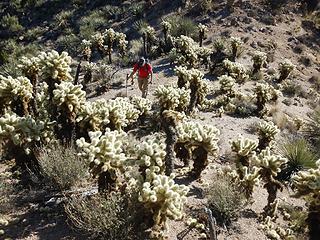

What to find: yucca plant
left=277, top=138, right=318, bottom=182
left=303, top=109, right=320, bottom=149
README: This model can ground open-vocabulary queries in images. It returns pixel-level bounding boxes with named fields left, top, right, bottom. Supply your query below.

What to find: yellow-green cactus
left=253, top=147, right=287, bottom=215
left=260, top=216, right=294, bottom=240
left=131, top=96, right=152, bottom=116
left=76, top=129, right=127, bottom=191
left=223, top=59, right=249, bottom=83
left=138, top=173, right=189, bottom=227
left=257, top=121, right=280, bottom=151
left=0, top=75, right=33, bottom=114
left=137, top=136, right=166, bottom=181
left=106, top=97, right=141, bottom=130
left=252, top=51, right=267, bottom=72
left=218, top=75, right=236, bottom=95
left=154, top=85, right=190, bottom=111
left=76, top=99, right=110, bottom=131
left=292, top=160, right=320, bottom=239
left=176, top=121, right=220, bottom=177
left=38, top=50, right=72, bottom=82
left=0, top=113, right=53, bottom=153
left=230, top=37, right=243, bottom=60
left=278, top=59, right=295, bottom=82
left=53, top=82, right=86, bottom=115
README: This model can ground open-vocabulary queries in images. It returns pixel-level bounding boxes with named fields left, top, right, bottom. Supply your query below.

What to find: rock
left=250, top=41, right=257, bottom=48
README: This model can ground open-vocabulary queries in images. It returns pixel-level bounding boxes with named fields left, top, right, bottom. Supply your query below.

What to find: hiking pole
left=126, top=73, right=129, bottom=97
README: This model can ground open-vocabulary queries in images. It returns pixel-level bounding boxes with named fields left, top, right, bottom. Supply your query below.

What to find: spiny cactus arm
left=176, top=121, right=220, bottom=154
left=137, top=136, right=166, bottom=181
left=38, top=50, right=72, bottom=82
left=292, top=160, right=320, bottom=202
left=138, top=173, right=189, bottom=226
left=154, top=85, right=190, bottom=111
left=253, top=147, right=288, bottom=177
left=76, top=129, right=127, bottom=176
left=53, top=82, right=86, bottom=114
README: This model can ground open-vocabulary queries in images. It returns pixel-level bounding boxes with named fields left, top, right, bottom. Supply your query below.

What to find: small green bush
left=166, top=15, right=198, bottom=39
left=78, top=10, right=108, bottom=39
left=38, top=144, right=88, bottom=191
left=303, top=109, right=320, bottom=149
left=65, top=191, right=146, bottom=239
left=206, top=175, right=247, bottom=226
left=277, top=138, right=318, bottom=182
left=0, top=14, right=24, bottom=33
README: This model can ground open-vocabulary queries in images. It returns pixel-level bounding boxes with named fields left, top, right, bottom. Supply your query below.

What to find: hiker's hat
left=138, top=57, right=145, bottom=67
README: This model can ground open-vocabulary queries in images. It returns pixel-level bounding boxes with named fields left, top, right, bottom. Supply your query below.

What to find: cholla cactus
left=82, top=62, right=98, bottom=86
left=76, top=129, right=127, bottom=191
left=104, top=28, right=116, bottom=63
left=106, top=97, right=141, bottom=130
left=91, top=32, right=105, bottom=56
left=137, top=136, right=166, bottom=181
left=116, top=32, right=128, bottom=57
left=80, top=39, right=92, bottom=61
left=228, top=166, right=260, bottom=200
left=278, top=60, right=295, bottom=82
left=198, top=23, right=208, bottom=47
left=252, top=51, right=267, bottom=73
left=138, top=173, right=189, bottom=228
left=131, top=96, right=152, bottom=116
left=171, top=35, right=199, bottom=67
left=176, top=121, right=220, bottom=177
left=223, top=59, right=249, bottom=83
left=257, top=121, right=280, bottom=151
left=292, top=160, right=320, bottom=239
left=38, top=50, right=72, bottom=82
left=254, top=83, right=276, bottom=117
left=173, top=67, right=210, bottom=113
left=76, top=99, right=110, bottom=132
left=260, top=216, right=294, bottom=240
left=218, top=75, right=236, bottom=95
left=18, top=56, right=41, bottom=81
left=0, top=75, right=33, bottom=115
left=53, top=82, right=86, bottom=116
left=154, top=85, right=190, bottom=112
left=253, top=147, right=287, bottom=215
left=161, top=20, right=171, bottom=47
left=231, top=135, right=258, bottom=177
left=0, top=113, right=53, bottom=153
left=230, top=37, right=243, bottom=60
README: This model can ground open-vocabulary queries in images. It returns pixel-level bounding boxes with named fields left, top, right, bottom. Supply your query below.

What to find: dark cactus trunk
left=307, top=205, right=320, bottom=240
left=199, top=30, right=204, bottom=47
left=188, top=81, right=198, bottom=114
left=98, top=171, right=116, bottom=193
left=192, top=146, right=208, bottom=178
left=174, top=142, right=190, bottom=166
left=74, top=61, right=81, bottom=85
left=162, top=112, right=178, bottom=176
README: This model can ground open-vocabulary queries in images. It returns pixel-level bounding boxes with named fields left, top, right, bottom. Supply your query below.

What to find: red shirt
left=133, top=63, right=152, bottom=78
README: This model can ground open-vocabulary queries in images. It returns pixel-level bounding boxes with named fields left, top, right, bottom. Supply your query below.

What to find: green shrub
left=0, top=14, right=24, bottom=33
left=65, top=191, right=146, bottom=239
left=54, top=10, right=74, bottom=29
left=277, top=138, right=318, bottom=182
left=303, top=109, right=320, bottom=149
left=78, top=10, right=108, bottom=39
left=206, top=175, right=247, bottom=226
left=38, top=144, right=88, bottom=191
left=281, top=80, right=302, bottom=97
left=56, top=33, right=81, bottom=56
left=165, top=15, right=198, bottom=39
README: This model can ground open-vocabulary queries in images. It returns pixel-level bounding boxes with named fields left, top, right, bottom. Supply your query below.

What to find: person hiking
left=128, top=57, right=153, bottom=98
